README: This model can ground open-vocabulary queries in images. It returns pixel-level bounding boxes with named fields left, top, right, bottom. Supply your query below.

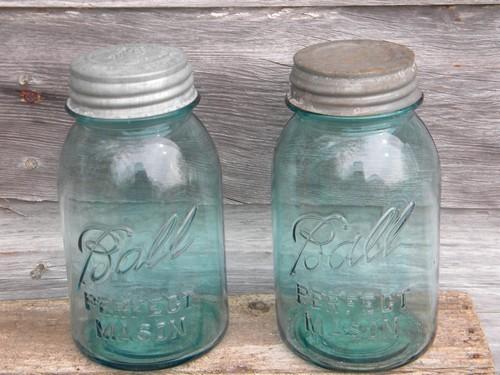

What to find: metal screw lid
left=67, top=44, right=198, bottom=119
left=287, top=40, right=423, bottom=117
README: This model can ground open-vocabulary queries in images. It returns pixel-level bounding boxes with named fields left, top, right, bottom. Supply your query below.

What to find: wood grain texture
left=0, top=0, right=499, bottom=7
left=1, top=201, right=500, bottom=368
left=0, top=6, right=500, bottom=207
left=0, top=292, right=494, bottom=374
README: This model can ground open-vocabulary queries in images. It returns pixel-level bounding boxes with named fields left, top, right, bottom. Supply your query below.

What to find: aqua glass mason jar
left=272, top=40, right=440, bottom=371
left=58, top=44, right=228, bottom=370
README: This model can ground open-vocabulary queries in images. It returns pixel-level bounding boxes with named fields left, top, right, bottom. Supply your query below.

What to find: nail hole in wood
left=30, top=263, right=49, bottom=280
left=19, top=89, right=42, bottom=104
left=248, top=300, right=270, bottom=313
left=24, top=158, right=39, bottom=170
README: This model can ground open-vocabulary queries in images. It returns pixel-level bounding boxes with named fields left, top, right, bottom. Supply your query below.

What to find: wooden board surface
left=1, top=0, right=499, bottom=7
left=1, top=201, right=499, bottom=370
left=1, top=6, right=500, bottom=208
left=0, top=291, right=494, bottom=374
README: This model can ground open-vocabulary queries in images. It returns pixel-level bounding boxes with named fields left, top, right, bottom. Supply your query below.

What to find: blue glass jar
left=58, top=45, right=228, bottom=370
left=272, top=40, right=440, bottom=371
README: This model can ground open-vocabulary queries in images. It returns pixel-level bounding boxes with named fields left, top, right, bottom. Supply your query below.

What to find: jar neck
left=66, top=96, right=200, bottom=135
left=287, top=96, right=423, bottom=132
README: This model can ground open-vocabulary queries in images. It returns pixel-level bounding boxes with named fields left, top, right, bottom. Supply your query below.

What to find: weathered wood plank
left=1, top=7, right=500, bottom=207
left=0, top=202, right=499, bottom=306
left=1, top=202, right=500, bottom=367
left=0, top=292, right=494, bottom=374
left=0, top=0, right=498, bottom=7
left=481, top=313, right=500, bottom=375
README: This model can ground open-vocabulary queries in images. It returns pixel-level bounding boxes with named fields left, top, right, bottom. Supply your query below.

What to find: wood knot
left=248, top=300, right=270, bottom=313
left=30, top=263, right=48, bottom=280
left=230, top=365, right=254, bottom=372
left=24, top=158, right=39, bottom=170
left=469, top=353, right=482, bottom=359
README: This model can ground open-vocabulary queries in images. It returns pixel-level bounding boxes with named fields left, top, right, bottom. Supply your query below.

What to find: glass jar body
left=272, top=106, right=440, bottom=371
left=58, top=108, right=228, bottom=370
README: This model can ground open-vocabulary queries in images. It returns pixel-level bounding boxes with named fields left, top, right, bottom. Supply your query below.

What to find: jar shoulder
left=59, top=114, right=222, bottom=201
left=275, top=112, right=440, bottom=170
left=62, top=113, right=218, bottom=159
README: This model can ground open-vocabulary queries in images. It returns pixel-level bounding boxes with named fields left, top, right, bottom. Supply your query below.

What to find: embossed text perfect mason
left=58, top=44, right=228, bottom=370
left=272, top=40, right=441, bottom=372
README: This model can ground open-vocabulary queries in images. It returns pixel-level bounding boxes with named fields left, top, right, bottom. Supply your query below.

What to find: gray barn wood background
left=0, top=0, right=500, bottom=371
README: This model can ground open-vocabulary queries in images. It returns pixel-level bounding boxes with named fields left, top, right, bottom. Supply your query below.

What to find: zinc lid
left=67, top=44, right=198, bottom=119
left=287, top=40, right=423, bottom=117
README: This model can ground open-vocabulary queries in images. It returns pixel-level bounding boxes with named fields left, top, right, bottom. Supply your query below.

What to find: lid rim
left=67, top=44, right=197, bottom=119
left=66, top=88, right=198, bottom=120
left=66, top=95, right=201, bottom=123
left=286, top=94, right=423, bottom=118
left=288, top=40, right=422, bottom=117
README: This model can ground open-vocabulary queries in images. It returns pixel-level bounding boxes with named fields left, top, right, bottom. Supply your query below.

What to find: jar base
left=278, top=311, right=436, bottom=372
left=73, top=321, right=227, bottom=371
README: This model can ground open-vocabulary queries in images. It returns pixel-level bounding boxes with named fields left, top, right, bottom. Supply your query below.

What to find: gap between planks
left=0, top=0, right=498, bottom=8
